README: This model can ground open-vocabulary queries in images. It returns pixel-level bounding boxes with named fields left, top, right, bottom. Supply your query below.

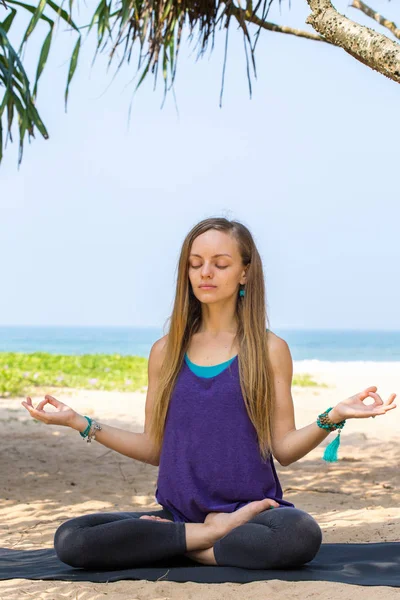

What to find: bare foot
left=204, top=498, right=280, bottom=540
left=139, top=515, right=171, bottom=523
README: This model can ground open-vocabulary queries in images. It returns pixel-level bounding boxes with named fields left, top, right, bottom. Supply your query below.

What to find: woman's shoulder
left=150, top=334, right=169, bottom=364
left=152, top=334, right=168, bottom=350
left=266, top=330, right=292, bottom=376
left=266, top=330, right=290, bottom=355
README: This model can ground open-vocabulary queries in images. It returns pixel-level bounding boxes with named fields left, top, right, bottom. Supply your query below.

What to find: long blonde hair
left=148, top=217, right=276, bottom=463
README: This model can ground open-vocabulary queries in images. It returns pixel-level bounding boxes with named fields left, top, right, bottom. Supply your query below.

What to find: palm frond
left=0, top=21, right=49, bottom=165
left=2, top=0, right=399, bottom=166
left=0, top=0, right=80, bottom=165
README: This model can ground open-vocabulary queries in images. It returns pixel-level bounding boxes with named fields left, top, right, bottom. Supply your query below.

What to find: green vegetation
left=0, top=352, right=148, bottom=397
left=0, top=352, right=325, bottom=398
left=293, top=373, right=328, bottom=388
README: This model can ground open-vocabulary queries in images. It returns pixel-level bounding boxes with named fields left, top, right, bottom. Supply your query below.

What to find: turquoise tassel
left=323, top=431, right=341, bottom=462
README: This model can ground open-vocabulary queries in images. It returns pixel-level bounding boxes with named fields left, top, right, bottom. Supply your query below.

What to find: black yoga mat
left=0, top=542, right=400, bottom=586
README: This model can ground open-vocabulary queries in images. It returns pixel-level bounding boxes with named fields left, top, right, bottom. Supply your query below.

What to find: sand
left=1, top=360, right=399, bottom=599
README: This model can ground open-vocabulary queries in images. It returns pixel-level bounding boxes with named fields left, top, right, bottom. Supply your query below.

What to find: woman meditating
left=22, top=217, right=397, bottom=571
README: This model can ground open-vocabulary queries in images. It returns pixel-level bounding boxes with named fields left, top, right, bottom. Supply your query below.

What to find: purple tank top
left=155, top=354, right=295, bottom=523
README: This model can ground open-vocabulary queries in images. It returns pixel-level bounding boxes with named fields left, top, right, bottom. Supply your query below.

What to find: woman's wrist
left=327, top=406, right=345, bottom=424
left=69, top=412, right=91, bottom=432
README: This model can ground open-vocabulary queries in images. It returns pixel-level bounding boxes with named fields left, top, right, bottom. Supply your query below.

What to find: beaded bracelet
left=317, top=407, right=346, bottom=432
left=86, top=419, right=102, bottom=443
left=316, top=407, right=346, bottom=463
left=79, top=415, right=102, bottom=443
left=79, top=416, right=92, bottom=438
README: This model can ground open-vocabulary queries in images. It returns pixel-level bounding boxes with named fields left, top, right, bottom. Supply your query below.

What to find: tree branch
left=306, top=0, right=400, bottom=84
left=228, top=4, right=333, bottom=44
left=351, top=0, right=400, bottom=41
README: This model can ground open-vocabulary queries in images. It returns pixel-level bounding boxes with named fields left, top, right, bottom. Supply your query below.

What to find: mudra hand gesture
left=331, top=386, right=397, bottom=422
left=21, top=395, right=77, bottom=427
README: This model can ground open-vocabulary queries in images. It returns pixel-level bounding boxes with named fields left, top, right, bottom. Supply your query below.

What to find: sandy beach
left=1, top=360, right=399, bottom=599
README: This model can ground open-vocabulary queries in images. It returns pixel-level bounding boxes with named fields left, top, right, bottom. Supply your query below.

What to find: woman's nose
left=200, top=264, right=213, bottom=277
left=201, top=271, right=213, bottom=279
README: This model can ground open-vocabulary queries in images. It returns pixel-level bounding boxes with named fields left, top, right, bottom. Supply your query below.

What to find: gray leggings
left=54, top=506, right=322, bottom=571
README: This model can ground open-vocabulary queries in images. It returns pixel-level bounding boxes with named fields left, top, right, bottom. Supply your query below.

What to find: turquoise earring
left=239, top=288, right=245, bottom=297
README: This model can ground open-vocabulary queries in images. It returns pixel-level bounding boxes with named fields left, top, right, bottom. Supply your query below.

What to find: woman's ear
left=241, top=264, right=249, bottom=284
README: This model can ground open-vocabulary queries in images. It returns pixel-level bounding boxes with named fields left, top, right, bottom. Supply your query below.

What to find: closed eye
left=190, top=265, right=228, bottom=269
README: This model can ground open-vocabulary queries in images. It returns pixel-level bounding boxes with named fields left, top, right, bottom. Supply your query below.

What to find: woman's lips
left=199, top=285, right=216, bottom=289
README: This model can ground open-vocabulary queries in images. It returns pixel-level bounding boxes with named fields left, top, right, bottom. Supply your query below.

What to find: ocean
left=0, top=326, right=400, bottom=362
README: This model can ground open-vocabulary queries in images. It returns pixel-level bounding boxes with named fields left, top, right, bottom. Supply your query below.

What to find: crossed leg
left=141, top=505, right=323, bottom=569
left=54, top=502, right=322, bottom=570
left=212, top=506, right=322, bottom=569
left=54, top=508, right=186, bottom=570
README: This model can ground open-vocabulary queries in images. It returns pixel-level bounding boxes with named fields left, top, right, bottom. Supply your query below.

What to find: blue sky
left=1, top=0, right=399, bottom=330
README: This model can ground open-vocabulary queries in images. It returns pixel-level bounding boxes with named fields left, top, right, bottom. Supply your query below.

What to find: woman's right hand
left=21, top=395, right=78, bottom=428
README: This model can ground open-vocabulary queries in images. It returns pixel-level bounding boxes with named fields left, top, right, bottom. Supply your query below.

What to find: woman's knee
left=214, top=507, right=322, bottom=570
left=251, top=507, right=322, bottom=566
left=54, top=518, right=88, bottom=568
left=275, top=507, right=322, bottom=566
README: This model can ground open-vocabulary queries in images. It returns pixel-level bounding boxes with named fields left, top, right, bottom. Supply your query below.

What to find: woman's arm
left=267, top=334, right=396, bottom=467
left=69, top=414, right=160, bottom=465
left=22, top=337, right=167, bottom=467
left=71, top=336, right=167, bottom=467
left=267, top=334, right=331, bottom=466
left=69, top=338, right=166, bottom=465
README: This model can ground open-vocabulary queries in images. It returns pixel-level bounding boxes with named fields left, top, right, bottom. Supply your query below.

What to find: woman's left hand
left=331, top=386, right=397, bottom=422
